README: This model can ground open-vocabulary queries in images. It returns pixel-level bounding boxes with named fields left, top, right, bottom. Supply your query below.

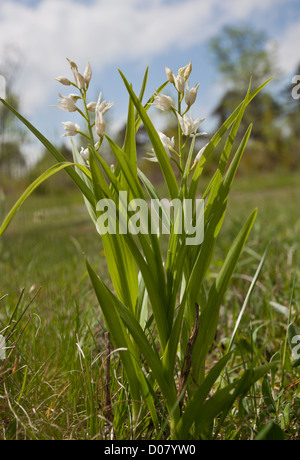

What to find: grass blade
left=0, top=162, right=76, bottom=237
left=228, top=244, right=269, bottom=351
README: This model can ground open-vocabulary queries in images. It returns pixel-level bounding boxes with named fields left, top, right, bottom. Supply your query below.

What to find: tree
left=209, top=25, right=284, bottom=170
left=210, top=25, right=278, bottom=92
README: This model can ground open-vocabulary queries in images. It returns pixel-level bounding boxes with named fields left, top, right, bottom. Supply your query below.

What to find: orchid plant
left=0, top=59, right=275, bottom=439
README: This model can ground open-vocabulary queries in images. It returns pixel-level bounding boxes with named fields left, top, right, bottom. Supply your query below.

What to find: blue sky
left=0, top=0, right=300, bottom=163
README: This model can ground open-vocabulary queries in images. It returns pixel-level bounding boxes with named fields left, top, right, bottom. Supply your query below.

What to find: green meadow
left=1, top=169, right=299, bottom=440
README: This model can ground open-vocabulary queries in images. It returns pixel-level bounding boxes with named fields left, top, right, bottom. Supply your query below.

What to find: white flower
left=61, top=121, right=80, bottom=137
left=95, top=91, right=115, bottom=137
left=176, top=112, right=205, bottom=136
left=75, top=71, right=85, bottom=90
left=185, top=82, right=200, bottom=107
left=55, top=76, right=71, bottom=86
left=86, top=101, right=96, bottom=112
left=178, top=62, right=192, bottom=80
left=96, top=91, right=115, bottom=115
left=68, top=93, right=81, bottom=102
left=184, top=61, right=192, bottom=80
left=67, top=58, right=85, bottom=90
left=67, top=58, right=78, bottom=71
left=173, top=74, right=185, bottom=93
left=84, top=62, right=92, bottom=86
left=178, top=64, right=187, bottom=77
left=151, top=93, right=174, bottom=111
left=165, top=66, right=174, bottom=83
left=95, top=110, right=106, bottom=137
left=145, top=130, right=175, bottom=162
left=159, top=130, right=175, bottom=153
left=192, top=143, right=208, bottom=167
left=80, top=147, right=90, bottom=162
left=55, top=93, right=78, bottom=112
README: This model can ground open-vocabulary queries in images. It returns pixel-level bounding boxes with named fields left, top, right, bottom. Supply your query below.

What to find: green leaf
left=87, top=260, right=178, bottom=426
left=255, top=421, right=285, bottom=440
left=123, top=91, right=138, bottom=179
left=186, top=125, right=253, bottom=309
left=188, top=78, right=273, bottom=201
left=95, top=143, right=168, bottom=344
left=0, top=162, right=75, bottom=237
left=262, top=375, right=276, bottom=414
left=89, top=151, right=139, bottom=313
left=194, top=362, right=278, bottom=437
left=105, top=134, right=144, bottom=200
left=228, top=244, right=269, bottom=351
left=176, top=352, right=233, bottom=439
left=135, top=79, right=169, bottom=132
left=191, top=208, right=257, bottom=384
left=137, top=67, right=149, bottom=104
left=119, top=70, right=179, bottom=200
left=0, top=97, right=94, bottom=205
left=71, top=140, right=97, bottom=225
left=201, top=84, right=252, bottom=219
left=86, top=260, right=153, bottom=424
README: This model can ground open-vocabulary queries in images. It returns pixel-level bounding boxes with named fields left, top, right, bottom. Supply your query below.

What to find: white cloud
left=0, top=0, right=294, bottom=117
left=276, top=19, right=300, bottom=74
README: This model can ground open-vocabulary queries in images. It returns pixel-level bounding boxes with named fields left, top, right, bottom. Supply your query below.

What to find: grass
left=0, top=169, right=299, bottom=440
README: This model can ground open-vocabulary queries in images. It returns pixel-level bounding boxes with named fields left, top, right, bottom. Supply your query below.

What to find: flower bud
left=95, top=110, right=106, bottom=137
left=67, top=58, right=85, bottom=89
left=184, top=61, right=192, bottom=80
left=185, top=82, right=200, bottom=107
left=75, top=72, right=85, bottom=90
left=193, top=143, right=208, bottom=167
left=67, top=58, right=78, bottom=72
left=165, top=66, right=174, bottom=83
left=178, top=65, right=187, bottom=77
left=84, top=62, right=92, bottom=86
left=173, top=74, right=185, bottom=93
left=87, top=101, right=96, bottom=112
left=55, top=76, right=71, bottom=86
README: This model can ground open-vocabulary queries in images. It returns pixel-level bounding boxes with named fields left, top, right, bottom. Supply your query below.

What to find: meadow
left=1, top=169, right=299, bottom=440
left=1, top=59, right=300, bottom=441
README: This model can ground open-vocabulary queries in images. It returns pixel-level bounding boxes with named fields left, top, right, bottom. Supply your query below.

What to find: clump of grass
left=1, top=60, right=299, bottom=440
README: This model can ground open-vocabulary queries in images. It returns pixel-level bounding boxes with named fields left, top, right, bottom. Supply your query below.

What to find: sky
left=0, top=0, right=300, bottom=163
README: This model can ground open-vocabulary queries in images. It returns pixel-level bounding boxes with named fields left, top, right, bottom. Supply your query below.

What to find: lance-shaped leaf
left=191, top=207, right=258, bottom=384
left=86, top=260, right=176, bottom=427
left=0, top=97, right=94, bottom=205
left=119, top=70, right=179, bottom=200
left=188, top=78, right=273, bottom=202
left=0, top=162, right=80, bottom=237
